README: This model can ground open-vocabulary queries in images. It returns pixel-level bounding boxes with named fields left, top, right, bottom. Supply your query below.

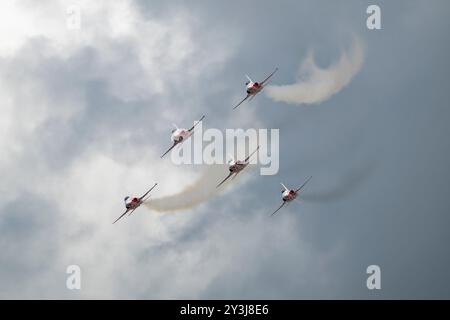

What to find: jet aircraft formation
left=113, top=68, right=312, bottom=223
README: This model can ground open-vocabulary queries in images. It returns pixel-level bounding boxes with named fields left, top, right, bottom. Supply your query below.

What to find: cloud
left=2, top=0, right=448, bottom=300
left=265, top=36, right=365, bottom=105
left=0, top=0, right=242, bottom=298
left=0, top=2, right=371, bottom=299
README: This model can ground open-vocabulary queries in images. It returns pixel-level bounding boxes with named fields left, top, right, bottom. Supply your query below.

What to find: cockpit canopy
left=245, top=81, right=250, bottom=85
left=124, top=196, right=129, bottom=201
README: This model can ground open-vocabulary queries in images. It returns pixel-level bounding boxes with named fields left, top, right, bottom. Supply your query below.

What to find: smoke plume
left=265, top=37, right=365, bottom=105
left=144, top=165, right=230, bottom=212
left=301, top=160, right=377, bottom=203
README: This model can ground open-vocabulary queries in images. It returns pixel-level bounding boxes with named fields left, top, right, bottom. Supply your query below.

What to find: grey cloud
left=0, top=0, right=450, bottom=299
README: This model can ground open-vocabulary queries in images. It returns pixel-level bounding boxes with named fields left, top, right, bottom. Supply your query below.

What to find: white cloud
left=0, top=0, right=235, bottom=101
left=0, top=0, right=352, bottom=299
left=0, top=0, right=256, bottom=298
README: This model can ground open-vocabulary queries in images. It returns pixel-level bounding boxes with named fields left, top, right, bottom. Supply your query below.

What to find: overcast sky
left=0, top=0, right=449, bottom=299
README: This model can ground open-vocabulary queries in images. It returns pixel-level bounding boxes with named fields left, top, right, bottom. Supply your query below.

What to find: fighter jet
left=113, top=183, right=158, bottom=224
left=233, top=68, right=278, bottom=109
left=270, top=176, right=312, bottom=216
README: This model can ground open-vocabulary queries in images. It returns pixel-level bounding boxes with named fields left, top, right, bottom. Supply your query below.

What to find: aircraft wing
left=127, top=208, right=138, bottom=216
left=261, top=67, right=279, bottom=86
left=113, top=208, right=133, bottom=224
left=270, top=201, right=286, bottom=216
left=188, top=115, right=205, bottom=132
left=244, top=145, right=260, bottom=162
left=216, top=172, right=234, bottom=188
left=160, top=141, right=179, bottom=158
left=295, top=176, right=313, bottom=193
left=233, top=94, right=250, bottom=110
left=139, top=183, right=158, bottom=201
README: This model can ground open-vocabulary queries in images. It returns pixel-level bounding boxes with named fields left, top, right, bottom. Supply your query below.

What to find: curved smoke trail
left=266, top=36, right=365, bottom=105
left=301, top=160, right=377, bottom=203
left=144, top=165, right=230, bottom=212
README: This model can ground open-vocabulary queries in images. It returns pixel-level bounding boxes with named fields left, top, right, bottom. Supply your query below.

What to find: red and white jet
left=233, top=68, right=278, bottom=110
left=113, top=182, right=158, bottom=224
left=270, top=176, right=312, bottom=216
left=160, top=115, right=205, bottom=158
left=216, top=146, right=260, bottom=188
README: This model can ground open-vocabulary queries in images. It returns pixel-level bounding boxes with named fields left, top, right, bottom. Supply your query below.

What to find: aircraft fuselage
left=246, top=82, right=262, bottom=95
left=125, top=196, right=141, bottom=210
left=171, top=129, right=192, bottom=142
left=282, top=190, right=297, bottom=202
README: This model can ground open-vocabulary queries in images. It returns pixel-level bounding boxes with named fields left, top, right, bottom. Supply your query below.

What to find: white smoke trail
left=265, top=37, right=365, bottom=105
left=144, top=165, right=229, bottom=212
